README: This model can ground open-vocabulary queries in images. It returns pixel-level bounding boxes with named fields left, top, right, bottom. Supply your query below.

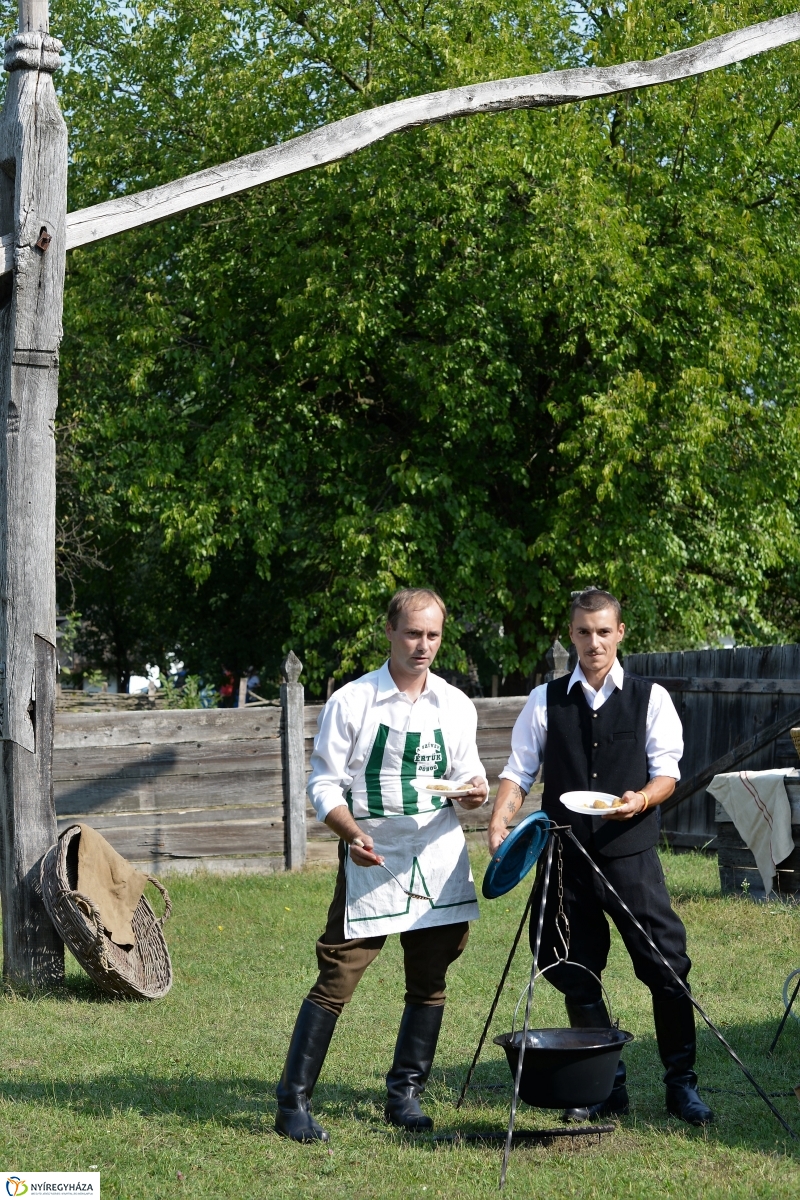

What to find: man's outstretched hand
left=600, top=789, right=646, bottom=820
left=600, top=777, right=676, bottom=820
left=456, top=776, right=489, bottom=811
left=349, top=836, right=384, bottom=867
left=324, top=804, right=384, bottom=867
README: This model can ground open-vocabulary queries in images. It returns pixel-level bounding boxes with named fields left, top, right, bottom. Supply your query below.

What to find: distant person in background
left=488, top=588, right=713, bottom=1128
left=218, top=668, right=235, bottom=707
left=275, top=588, right=488, bottom=1143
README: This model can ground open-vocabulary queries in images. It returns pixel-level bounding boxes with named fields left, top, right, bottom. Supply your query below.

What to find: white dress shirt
left=499, top=658, right=683, bottom=794
left=308, top=661, right=487, bottom=821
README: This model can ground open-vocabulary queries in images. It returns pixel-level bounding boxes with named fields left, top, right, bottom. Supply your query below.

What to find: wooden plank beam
left=54, top=706, right=281, bottom=748
left=646, top=677, right=800, bottom=694
left=661, top=701, right=800, bottom=816
left=0, top=12, right=796, bottom=275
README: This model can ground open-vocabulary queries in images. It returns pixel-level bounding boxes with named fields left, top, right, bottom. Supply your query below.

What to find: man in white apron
left=275, top=588, right=488, bottom=1143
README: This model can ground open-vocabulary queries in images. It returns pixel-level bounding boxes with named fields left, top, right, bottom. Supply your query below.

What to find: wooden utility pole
left=280, top=652, right=306, bottom=871
left=0, top=0, right=66, bottom=988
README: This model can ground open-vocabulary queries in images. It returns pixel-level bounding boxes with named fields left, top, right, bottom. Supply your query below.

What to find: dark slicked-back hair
left=386, top=588, right=447, bottom=630
left=570, top=588, right=622, bottom=625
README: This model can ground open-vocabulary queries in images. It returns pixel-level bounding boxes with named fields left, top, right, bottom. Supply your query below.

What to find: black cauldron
left=493, top=1027, right=634, bottom=1109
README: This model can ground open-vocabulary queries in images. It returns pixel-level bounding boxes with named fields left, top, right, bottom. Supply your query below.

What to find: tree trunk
left=0, top=1, right=66, bottom=988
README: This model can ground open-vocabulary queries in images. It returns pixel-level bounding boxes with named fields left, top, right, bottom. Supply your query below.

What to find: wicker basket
left=40, top=825, right=173, bottom=1000
left=792, top=729, right=800, bottom=761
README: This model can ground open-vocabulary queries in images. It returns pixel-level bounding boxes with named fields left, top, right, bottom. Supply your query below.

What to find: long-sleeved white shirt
left=499, top=658, right=683, bottom=794
left=308, top=661, right=487, bottom=821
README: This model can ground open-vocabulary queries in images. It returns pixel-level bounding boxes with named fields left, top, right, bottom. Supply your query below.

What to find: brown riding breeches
left=306, top=843, right=470, bottom=1017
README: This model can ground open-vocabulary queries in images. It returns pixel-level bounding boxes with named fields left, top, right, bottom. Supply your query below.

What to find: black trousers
left=529, top=837, right=691, bottom=1004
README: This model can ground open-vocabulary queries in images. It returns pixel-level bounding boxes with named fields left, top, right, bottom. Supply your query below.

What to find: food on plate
left=591, top=797, right=624, bottom=810
left=426, top=780, right=471, bottom=792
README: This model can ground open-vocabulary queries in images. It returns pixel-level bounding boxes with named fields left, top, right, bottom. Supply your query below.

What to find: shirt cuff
left=311, top=790, right=350, bottom=823
left=648, top=757, right=681, bottom=781
left=499, top=767, right=536, bottom=794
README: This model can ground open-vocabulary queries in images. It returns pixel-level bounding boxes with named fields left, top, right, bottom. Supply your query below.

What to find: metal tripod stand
left=457, top=826, right=798, bottom=1190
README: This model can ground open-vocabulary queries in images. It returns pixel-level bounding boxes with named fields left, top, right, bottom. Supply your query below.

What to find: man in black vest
left=488, top=589, right=713, bottom=1127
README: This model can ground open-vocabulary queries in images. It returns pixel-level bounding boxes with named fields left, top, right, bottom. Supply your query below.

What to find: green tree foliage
left=17, top=0, right=800, bottom=693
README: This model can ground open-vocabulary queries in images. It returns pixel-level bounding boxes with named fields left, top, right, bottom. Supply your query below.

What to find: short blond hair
left=386, top=588, right=447, bottom=630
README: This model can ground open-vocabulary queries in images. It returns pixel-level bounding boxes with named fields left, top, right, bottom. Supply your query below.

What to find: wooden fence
left=55, top=642, right=800, bottom=873
left=53, top=668, right=529, bottom=874
left=53, top=706, right=286, bottom=874
left=624, top=644, right=800, bottom=847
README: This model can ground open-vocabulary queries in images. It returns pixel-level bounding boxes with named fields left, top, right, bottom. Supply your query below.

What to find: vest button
left=592, top=772, right=598, bottom=779
left=593, top=712, right=598, bottom=719
left=593, top=742, right=598, bottom=748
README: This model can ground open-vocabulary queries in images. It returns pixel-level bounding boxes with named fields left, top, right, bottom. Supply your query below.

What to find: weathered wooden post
left=280, top=650, right=306, bottom=871
left=545, top=638, right=570, bottom=681
left=0, top=0, right=66, bottom=987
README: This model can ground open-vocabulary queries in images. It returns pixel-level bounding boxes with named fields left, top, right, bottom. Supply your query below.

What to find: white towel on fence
left=707, top=769, right=795, bottom=896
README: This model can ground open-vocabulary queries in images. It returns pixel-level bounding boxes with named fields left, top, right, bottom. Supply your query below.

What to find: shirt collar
left=375, top=660, right=440, bottom=702
left=567, top=657, right=624, bottom=695
left=376, top=660, right=401, bottom=701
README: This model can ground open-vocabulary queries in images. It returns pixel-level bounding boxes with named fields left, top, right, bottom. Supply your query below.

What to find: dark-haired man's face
left=569, top=606, right=625, bottom=681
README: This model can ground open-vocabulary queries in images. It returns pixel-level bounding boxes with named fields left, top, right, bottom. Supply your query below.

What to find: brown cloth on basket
left=77, top=824, right=149, bottom=947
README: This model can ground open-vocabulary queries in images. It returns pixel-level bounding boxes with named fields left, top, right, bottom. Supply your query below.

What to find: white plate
left=560, top=790, right=622, bottom=814
left=412, top=779, right=475, bottom=798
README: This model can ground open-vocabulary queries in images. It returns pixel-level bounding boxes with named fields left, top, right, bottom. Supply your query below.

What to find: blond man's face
left=385, top=603, right=443, bottom=679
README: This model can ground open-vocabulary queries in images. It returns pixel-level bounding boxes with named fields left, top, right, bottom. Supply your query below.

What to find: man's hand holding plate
left=456, top=775, right=489, bottom=811
left=600, top=788, right=646, bottom=820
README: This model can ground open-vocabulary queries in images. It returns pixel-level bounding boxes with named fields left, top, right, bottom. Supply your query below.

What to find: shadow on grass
left=1, top=1020, right=796, bottom=1156
left=1, top=976, right=158, bottom=1005
left=432, top=1019, right=800, bottom=1154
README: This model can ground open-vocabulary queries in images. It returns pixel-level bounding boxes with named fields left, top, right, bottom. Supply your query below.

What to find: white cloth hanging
left=707, top=769, right=795, bottom=896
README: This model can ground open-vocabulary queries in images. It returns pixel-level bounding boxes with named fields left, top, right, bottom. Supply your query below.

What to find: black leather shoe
left=653, top=994, right=714, bottom=1127
left=275, top=1104, right=330, bottom=1142
left=275, top=998, right=338, bottom=1142
left=666, top=1081, right=714, bottom=1127
left=562, top=1079, right=629, bottom=1123
left=385, top=1003, right=443, bottom=1132
left=561, top=997, right=629, bottom=1123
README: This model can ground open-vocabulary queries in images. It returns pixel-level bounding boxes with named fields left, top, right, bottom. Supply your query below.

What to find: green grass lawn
left=0, top=848, right=798, bottom=1199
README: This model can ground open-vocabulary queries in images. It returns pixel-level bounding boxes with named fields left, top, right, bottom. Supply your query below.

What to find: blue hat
left=482, top=811, right=551, bottom=899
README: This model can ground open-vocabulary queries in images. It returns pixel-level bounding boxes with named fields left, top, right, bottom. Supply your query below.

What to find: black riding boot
left=653, top=994, right=714, bottom=1126
left=385, top=1003, right=444, bottom=1132
left=275, top=998, right=338, bottom=1142
left=561, top=998, right=629, bottom=1123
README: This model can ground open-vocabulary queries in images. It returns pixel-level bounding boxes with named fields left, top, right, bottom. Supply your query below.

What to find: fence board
left=55, top=778, right=284, bottom=817
left=54, top=741, right=283, bottom=780
left=55, top=707, right=281, bottom=749
left=625, top=643, right=800, bottom=844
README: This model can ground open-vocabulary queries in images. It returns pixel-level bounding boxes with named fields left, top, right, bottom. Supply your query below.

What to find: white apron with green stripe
left=343, top=721, right=479, bottom=938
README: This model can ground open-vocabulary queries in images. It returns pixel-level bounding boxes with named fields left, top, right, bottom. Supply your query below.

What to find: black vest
left=542, top=673, right=661, bottom=858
